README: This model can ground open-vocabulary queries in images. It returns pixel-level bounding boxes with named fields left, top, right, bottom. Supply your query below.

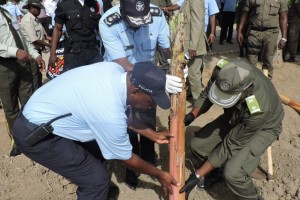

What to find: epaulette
left=216, top=59, right=229, bottom=68
left=104, top=12, right=121, bottom=27
left=150, top=7, right=162, bottom=16
left=245, top=95, right=262, bottom=114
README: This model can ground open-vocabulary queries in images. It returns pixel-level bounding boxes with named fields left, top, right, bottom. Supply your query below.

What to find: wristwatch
left=281, top=38, right=287, bottom=43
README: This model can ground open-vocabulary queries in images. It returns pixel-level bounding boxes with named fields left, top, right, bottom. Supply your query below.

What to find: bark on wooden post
left=168, top=12, right=186, bottom=200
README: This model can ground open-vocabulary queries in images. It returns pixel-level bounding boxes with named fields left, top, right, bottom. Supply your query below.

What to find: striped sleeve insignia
left=245, top=95, right=262, bottom=114
left=150, top=7, right=162, bottom=16
left=104, top=12, right=121, bottom=27
left=216, top=59, right=229, bottom=68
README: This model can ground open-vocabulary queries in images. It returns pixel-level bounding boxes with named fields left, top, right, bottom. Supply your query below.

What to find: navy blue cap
left=130, top=62, right=170, bottom=109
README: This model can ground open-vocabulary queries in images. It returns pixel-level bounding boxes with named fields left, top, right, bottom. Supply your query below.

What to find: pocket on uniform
left=249, top=136, right=269, bottom=157
left=66, top=12, right=83, bottom=30
left=142, top=39, right=156, bottom=51
left=269, top=3, right=279, bottom=16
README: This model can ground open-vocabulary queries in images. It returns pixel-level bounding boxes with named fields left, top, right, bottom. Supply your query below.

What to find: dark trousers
left=30, top=61, right=43, bottom=91
left=13, top=113, right=110, bottom=200
left=63, top=47, right=103, bottom=72
left=220, top=12, right=236, bottom=42
left=126, top=109, right=156, bottom=178
left=0, top=58, right=33, bottom=147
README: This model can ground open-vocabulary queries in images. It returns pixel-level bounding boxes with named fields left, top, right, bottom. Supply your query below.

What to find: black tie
left=0, top=7, right=24, bottom=50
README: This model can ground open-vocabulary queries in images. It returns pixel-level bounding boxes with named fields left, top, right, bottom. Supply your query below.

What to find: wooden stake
left=262, top=69, right=274, bottom=181
left=168, top=12, right=186, bottom=200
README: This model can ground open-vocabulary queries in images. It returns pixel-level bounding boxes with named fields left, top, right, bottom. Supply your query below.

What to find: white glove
left=166, top=75, right=183, bottom=94
left=183, top=65, right=188, bottom=82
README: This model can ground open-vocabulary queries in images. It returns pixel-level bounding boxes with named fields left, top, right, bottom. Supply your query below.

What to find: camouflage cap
left=208, top=59, right=253, bottom=108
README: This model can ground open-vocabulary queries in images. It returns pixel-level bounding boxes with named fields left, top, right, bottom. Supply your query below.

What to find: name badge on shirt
left=245, top=95, right=262, bottom=114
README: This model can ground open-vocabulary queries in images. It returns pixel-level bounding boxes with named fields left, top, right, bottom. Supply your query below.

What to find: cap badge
left=90, top=7, right=95, bottom=12
left=136, top=1, right=145, bottom=12
left=219, top=80, right=230, bottom=91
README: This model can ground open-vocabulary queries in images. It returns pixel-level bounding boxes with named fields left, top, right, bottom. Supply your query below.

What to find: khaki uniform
left=192, top=59, right=284, bottom=199
left=243, top=0, right=288, bottom=78
left=0, top=8, right=39, bottom=148
left=180, top=0, right=208, bottom=100
left=287, top=0, right=300, bottom=59
left=20, top=12, right=46, bottom=90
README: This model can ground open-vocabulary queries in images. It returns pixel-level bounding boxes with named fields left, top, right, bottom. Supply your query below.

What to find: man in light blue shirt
left=13, top=61, right=179, bottom=199
left=100, top=0, right=184, bottom=190
left=205, top=0, right=219, bottom=46
left=1, top=0, right=23, bottom=30
left=100, top=0, right=170, bottom=70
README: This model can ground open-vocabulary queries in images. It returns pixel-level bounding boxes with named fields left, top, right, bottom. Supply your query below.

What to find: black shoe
left=125, top=178, right=138, bottom=191
left=219, top=41, right=224, bottom=45
left=10, top=147, right=22, bottom=157
left=226, top=40, right=233, bottom=44
left=197, top=169, right=223, bottom=189
left=125, top=172, right=138, bottom=191
left=239, top=51, right=245, bottom=57
left=286, top=57, right=295, bottom=62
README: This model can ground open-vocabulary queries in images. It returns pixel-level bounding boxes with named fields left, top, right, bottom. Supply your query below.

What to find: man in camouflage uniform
left=180, top=58, right=284, bottom=199
left=285, top=0, right=300, bottom=62
left=237, top=0, right=288, bottom=79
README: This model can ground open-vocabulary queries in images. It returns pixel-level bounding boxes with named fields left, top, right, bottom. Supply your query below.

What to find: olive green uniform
left=20, top=12, right=47, bottom=91
left=243, top=0, right=288, bottom=78
left=192, top=59, right=284, bottom=200
left=180, top=0, right=208, bottom=100
left=287, top=0, right=300, bottom=60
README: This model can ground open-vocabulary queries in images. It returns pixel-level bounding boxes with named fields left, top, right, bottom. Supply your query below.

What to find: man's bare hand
left=154, top=130, right=174, bottom=144
left=188, top=49, right=197, bottom=59
left=16, top=49, right=30, bottom=62
left=237, top=32, right=244, bottom=46
left=157, top=171, right=179, bottom=196
left=49, top=53, right=57, bottom=68
left=36, top=56, right=46, bottom=71
left=277, top=40, right=286, bottom=50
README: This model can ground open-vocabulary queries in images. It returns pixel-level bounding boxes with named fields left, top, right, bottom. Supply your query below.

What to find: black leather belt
left=252, top=27, right=278, bottom=31
left=70, top=42, right=96, bottom=49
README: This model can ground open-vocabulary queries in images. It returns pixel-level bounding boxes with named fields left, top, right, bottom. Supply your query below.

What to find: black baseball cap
left=130, top=62, right=170, bottom=109
left=120, top=0, right=153, bottom=27
left=23, top=0, right=45, bottom=9
left=208, top=59, right=253, bottom=108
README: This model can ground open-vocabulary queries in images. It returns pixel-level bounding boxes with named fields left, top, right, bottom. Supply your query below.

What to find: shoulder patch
left=104, top=12, right=121, bottom=27
left=245, top=95, right=262, bottom=114
left=216, top=59, right=229, bottom=68
left=150, top=7, right=162, bottom=16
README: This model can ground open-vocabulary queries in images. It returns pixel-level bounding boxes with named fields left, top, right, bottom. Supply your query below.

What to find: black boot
left=10, top=147, right=22, bottom=157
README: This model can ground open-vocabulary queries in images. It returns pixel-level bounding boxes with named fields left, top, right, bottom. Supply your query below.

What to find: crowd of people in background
left=0, top=0, right=299, bottom=199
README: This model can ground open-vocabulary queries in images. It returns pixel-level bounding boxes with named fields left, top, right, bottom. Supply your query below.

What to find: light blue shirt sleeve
left=15, top=4, right=22, bottom=17
left=157, top=12, right=170, bottom=49
left=205, top=0, right=219, bottom=31
left=99, top=7, right=127, bottom=61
